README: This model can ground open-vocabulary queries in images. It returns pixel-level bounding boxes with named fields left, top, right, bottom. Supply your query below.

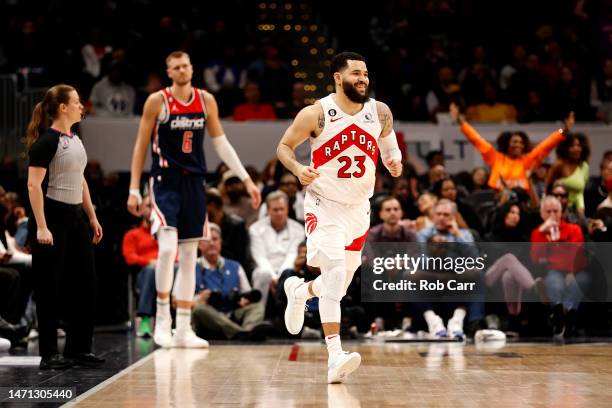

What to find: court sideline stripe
left=61, top=350, right=158, bottom=406
left=288, top=344, right=300, bottom=361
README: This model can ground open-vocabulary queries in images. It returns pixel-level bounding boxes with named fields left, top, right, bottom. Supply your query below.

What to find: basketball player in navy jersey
left=127, top=51, right=261, bottom=348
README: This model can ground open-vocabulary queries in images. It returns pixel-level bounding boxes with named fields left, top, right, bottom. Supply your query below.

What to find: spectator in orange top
left=450, top=103, right=574, bottom=191
left=232, top=81, right=277, bottom=121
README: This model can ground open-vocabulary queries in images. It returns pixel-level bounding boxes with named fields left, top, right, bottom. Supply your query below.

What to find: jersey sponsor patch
left=305, top=212, right=318, bottom=235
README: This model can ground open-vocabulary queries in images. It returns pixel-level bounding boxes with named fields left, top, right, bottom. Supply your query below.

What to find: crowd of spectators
left=3, top=1, right=612, bottom=123
left=1, top=123, right=611, bottom=347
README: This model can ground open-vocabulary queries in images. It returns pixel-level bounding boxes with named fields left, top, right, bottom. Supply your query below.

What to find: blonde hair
left=166, top=51, right=190, bottom=67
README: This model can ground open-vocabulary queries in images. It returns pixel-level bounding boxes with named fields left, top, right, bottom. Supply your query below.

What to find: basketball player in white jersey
left=277, top=52, right=402, bottom=383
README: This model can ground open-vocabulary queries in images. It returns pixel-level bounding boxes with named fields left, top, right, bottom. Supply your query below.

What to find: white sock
left=295, top=277, right=322, bottom=299
left=451, top=308, right=466, bottom=322
left=175, top=308, right=192, bottom=334
left=325, top=334, right=342, bottom=359
left=156, top=297, right=171, bottom=320
left=424, top=310, right=439, bottom=324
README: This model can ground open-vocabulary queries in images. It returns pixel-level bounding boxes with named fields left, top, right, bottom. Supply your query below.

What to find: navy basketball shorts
left=149, top=170, right=209, bottom=242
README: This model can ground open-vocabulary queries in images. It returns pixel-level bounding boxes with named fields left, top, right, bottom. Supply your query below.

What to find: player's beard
left=342, top=79, right=369, bottom=104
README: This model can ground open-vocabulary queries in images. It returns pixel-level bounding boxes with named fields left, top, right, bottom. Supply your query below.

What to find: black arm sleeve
left=28, top=133, right=59, bottom=168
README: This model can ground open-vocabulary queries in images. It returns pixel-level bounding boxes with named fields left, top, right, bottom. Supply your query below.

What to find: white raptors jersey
left=307, top=94, right=382, bottom=204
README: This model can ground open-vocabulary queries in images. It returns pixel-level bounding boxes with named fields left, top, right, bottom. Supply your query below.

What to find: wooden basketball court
left=65, top=341, right=612, bottom=407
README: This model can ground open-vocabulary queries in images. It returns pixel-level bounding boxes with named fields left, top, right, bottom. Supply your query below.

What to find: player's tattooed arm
left=377, top=101, right=394, bottom=137
left=318, top=111, right=325, bottom=130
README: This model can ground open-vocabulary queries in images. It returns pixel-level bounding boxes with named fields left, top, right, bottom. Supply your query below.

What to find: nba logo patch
left=305, top=212, right=318, bottom=235
left=61, top=138, right=69, bottom=149
left=328, top=109, right=337, bottom=117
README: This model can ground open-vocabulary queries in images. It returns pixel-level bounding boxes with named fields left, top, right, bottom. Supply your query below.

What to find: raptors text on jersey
left=307, top=94, right=382, bottom=204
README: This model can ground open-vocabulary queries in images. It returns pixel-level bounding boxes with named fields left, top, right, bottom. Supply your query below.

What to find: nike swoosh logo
left=330, top=117, right=344, bottom=123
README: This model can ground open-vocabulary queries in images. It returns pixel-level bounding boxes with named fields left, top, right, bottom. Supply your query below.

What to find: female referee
left=26, top=84, right=104, bottom=369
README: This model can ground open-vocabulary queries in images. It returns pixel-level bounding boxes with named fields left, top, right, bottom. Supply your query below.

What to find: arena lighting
left=301, top=36, right=309, bottom=44
left=283, top=24, right=291, bottom=31
left=291, top=59, right=299, bottom=66
left=310, top=48, right=318, bottom=55
left=294, top=24, right=302, bottom=31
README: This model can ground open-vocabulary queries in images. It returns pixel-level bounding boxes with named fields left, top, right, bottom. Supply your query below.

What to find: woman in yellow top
left=546, top=133, right=591, bottom=214
left=449, top=103, right=574, bottom=192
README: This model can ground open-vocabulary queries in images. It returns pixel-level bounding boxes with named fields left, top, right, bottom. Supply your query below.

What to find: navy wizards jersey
left=151, top=87, right=208, bottom=176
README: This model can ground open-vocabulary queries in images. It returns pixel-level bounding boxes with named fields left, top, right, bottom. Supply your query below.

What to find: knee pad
left=320, top=260, right=345, bottom=302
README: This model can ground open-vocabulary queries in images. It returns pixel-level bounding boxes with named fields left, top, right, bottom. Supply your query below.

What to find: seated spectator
left=219, top=170, right=258, bottom=227
left=415, top=192, right=437, bottom=231
left=585, top=150, right=612, bottom=216
left=277, top=80, right=308, bottom=119
left=366, top=196, right=417, bottom=332
left=484, top=202, right=548, bottom=320
left=134, top=72, right=163, bottom=115
left=121, top=196, right=159, bottom=337
left=548, top=182, right=588, bottom=234
left=250, top=191, right=305, bottom=307
left=590, top=58, right=612, bottom=123
left=471, top=167, right=490, bottom=192
left=368, top=196, right=417, bottom=242
left=416, top=200, right=484, bottom=338
left=425, top=66, right=461, bottom=121
left=465, top=81, right=517, bottom=123
left=390, top=177, right=419, bottom=220
left=206, top=189, right=251, bottom=270
left=530, top=163, right=550, bottom=199
left=432, top=177, right=484, bottom=236
left=90, top=61, right=136, bottom=117
left=203, top=46, right=247, bottom=117
left=417, top=199, right=475, bottom=244
left=450, top=103, right=573, bottom=192
left=546, top=132, right=591, bottom=215
left=232, top=81, right=277, bottom=121
left=418, top=150, right=445, bottom=191
left=0, top=267, right=29, bottom=348
left=257, top=173, right=304, bottom=223
left=192, top=225, right=269, bottom=341
left=531, top=196, right=589, bottom=338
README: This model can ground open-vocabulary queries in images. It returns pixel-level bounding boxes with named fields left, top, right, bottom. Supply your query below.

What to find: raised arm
left=127, top=93, right=162, bottom=216
left=525, top=112, right=574, bottom=168
left=450, top=102, right=496, bottom=165
left=277, top=104, right=321, bottom=186
left=377, top=101, right=402, bottom=177
left=204, top=91, right=261, bottom=208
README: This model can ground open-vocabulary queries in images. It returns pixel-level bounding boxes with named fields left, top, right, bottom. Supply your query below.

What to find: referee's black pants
left=31, top=198, right=96, bottom=358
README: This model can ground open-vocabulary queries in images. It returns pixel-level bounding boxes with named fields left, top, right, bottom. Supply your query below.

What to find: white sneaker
left=0, top=337, right=10, bottom=352
left=327, top=351, right=361, bottom=384
left=153, top=315, right=173, bottom=348
left=171, top=329, right=209, bottom=348
left=427, top=315, right=448, bottom=338
left=284, top=276, right=307, bottom=335
left=447, top=317, right=465, bottom=340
